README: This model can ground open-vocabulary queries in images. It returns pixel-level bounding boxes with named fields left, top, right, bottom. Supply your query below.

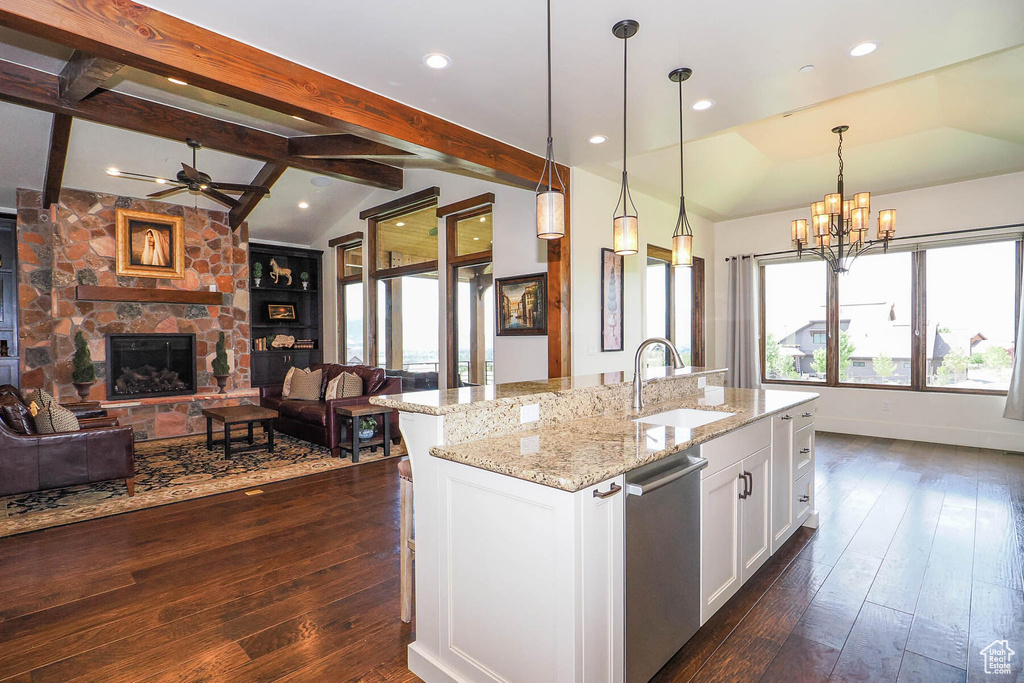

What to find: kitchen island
left=372, top=368, right=818, bottom=683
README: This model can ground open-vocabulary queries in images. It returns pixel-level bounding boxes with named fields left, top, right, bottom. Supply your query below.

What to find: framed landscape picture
left=601, top=248, right=624, bottom=351
left=267, top=303, right=297, bottom=320
left=495, top=273, right=547, bottom=336
left=115, top=209, right=186, bottom=280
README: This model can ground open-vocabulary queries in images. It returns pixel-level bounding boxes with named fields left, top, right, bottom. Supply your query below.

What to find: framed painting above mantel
left=115, top=209, right=186, bottom=280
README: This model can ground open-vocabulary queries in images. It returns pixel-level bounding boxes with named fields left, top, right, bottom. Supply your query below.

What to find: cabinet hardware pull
left=800, top=448, right=810, bottom=454
left=593, top=483, right=621, bottom=499
left=780, top=414, right=793, bottom=420
left=745, top=472, right=753, bottom=497
left=801, top=412, right=813, bottom=418
left=799, top=494, right=810, bottom=503
left=738, top=473, right=748, bottom=500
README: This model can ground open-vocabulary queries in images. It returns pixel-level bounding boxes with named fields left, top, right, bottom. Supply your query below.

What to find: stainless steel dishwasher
left=625, top=450, right=707, bottom=683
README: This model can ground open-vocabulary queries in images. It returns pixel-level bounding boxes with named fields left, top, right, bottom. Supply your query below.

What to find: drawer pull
left=800, top=448, right=810, bottom=454
left=799, top=494, right=810, bottom=503
left=780, top=414, right=793, bottom=420
left=802, top=412, right=813, bottom=418
left=738, top=473, right=749, bottom=500
left=593, top=483, right=621, bottom=499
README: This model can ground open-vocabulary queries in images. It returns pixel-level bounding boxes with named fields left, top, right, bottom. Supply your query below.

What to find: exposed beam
left=58, top=49, right=122, bottom=103
left=229, top=161, right=287, bottom=230
left=42, top=113, right=73, bottom=209
left=0, top=0, right=567, bottom=190
left=0, top=59, right=402, bottom=191
left=288, top=134, right=414, bottom=159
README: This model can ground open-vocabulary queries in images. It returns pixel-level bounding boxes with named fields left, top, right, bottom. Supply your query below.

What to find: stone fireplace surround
left=16, top=188, right=257, bottom=440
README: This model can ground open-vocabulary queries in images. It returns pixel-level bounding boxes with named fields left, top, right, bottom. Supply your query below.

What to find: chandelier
left=790, top=125, right=896, bottom=273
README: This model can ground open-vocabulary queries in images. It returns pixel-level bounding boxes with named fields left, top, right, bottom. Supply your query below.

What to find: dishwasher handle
left=626, top=457, right=708, bottom=496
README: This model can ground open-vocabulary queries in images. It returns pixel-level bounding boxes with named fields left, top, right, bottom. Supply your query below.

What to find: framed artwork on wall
left=495, top=273, right=547, bottom=336
left=115, top=209, right=186, bottom=280
left=601, top=248, right=624, bottom=351
left=267, top=303, right=297, bottom=320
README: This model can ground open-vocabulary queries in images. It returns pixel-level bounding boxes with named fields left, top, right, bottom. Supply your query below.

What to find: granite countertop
left=369, top=366, right=726, bottom=416
left=427, top=387, right=818, bottom=492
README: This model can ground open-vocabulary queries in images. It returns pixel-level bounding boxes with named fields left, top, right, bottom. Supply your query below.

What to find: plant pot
left=72, top=381, right=95, bottom=402
left=214, top=374, right=230, bottom=394
left=302, top=282, right=309, bottom=290
left=253, top=278, right=261, bottom=288
left=358, top=428, right=375, bottom=440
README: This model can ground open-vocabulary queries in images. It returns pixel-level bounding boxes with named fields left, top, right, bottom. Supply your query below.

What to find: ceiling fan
left=105, top=138, right=270, bottom=209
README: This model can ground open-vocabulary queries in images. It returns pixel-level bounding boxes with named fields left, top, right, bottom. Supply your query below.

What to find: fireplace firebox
left=106, top=333, right=197, bottom=399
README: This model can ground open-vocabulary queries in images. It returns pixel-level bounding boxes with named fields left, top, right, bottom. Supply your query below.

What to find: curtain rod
left=724, top=221, right=1024, bottom=262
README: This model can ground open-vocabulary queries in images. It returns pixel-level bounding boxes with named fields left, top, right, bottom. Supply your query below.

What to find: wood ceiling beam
left=0, top=59, right=402, bottom=191
left=229, top=161, right=287, bottom=230
left=42, top=112, right=73, bottom=209
left=58, top=49, right=122, bottom=103
left=288, top=134, right=414, bottom=159
left=0, top=0, right=566, bottom=190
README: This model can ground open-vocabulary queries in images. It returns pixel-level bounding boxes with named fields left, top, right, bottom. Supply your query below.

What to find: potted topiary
left=71, top=330, right=96, bottom=401
left=300, top=271, right=310, bottom=290
left=212, top=331, right=231, bottom=393
left=252, top=261, right=263, bottom=288
left=358, top=416, right=377, bottom=440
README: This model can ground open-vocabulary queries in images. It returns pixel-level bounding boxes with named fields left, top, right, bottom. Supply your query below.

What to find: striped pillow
left=340, top=372, right=363, bottom=398
left=287, top=369, right=323, bottom=401
left=34, top=401, right=80, bottom=434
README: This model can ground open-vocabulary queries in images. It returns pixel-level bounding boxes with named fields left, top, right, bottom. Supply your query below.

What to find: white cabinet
left=580, top=477, right=625, bottom=683
left=699, top=461, right=743, bottom=623
left=793, top=425, right=815, bottom=481
left=794, top=470, right=814, bottom=526
left=739, top=446, right=771, bottom=583
left=770, top=413, right=795, bottom=554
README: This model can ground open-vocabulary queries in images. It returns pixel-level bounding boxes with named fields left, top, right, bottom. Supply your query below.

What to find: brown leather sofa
left=0, top=385, right=136, bottom=497
left=260, top=364, right=402, bottom=457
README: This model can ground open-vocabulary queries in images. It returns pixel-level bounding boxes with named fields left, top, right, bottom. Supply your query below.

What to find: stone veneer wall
left=16, top=188, right=253, bottom=440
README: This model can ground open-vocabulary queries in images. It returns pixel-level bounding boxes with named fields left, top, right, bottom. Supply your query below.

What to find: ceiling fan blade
left=202, top=187, right=239, bottom=209
left=208, top=182, right=271, bottom=195
left=180, top=162, right=202, bottom=183
left=147, top=186, right=187, bottom=199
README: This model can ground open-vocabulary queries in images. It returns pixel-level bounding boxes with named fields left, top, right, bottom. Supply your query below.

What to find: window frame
left=759, top=235, right=1023, bottom=396
left=330, top=231, right=363, bottom=366
left=646, top=244, right=706, bottom=367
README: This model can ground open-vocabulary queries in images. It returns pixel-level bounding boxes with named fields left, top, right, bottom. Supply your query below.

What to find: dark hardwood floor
left=0, top=432, right=1020, bottom=682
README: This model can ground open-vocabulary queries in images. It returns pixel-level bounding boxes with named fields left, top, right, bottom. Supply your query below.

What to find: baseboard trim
left=816, top=415, right=1024, bottom=451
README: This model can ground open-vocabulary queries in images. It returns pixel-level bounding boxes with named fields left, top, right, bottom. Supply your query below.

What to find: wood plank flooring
left=0, top=432, right=1021, bottom=681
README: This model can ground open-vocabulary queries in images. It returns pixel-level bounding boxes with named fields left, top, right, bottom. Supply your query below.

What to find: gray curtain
left=1004, top=283, right=1024, bottom=421
left=726, top=256, right=760, bottom=389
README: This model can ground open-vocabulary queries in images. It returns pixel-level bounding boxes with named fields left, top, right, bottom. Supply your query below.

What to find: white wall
left=713, top=171, right=1024, bottom=450
left=311, top=168, right=548, bottom=386
left=570, top=168, right=717, bottom=377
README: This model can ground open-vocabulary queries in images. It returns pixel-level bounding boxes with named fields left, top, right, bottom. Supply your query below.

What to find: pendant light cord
left=546, top=0, right=552, bottom=143
left=678, top=78, right=684, bottom=199
left=622, top=34, right=628, bottom=176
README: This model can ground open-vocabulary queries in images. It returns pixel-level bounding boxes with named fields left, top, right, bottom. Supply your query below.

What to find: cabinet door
left=794, top=470, right=814, bottom=527
left=740, top=446, right=772, bottom=583
left=700, top=461, right=743, bottom=624
left=580, top=476, right=625, bottom=683
left=771, top=414, right=795, bottom=554
left=793, top=425, right=815, bottom=482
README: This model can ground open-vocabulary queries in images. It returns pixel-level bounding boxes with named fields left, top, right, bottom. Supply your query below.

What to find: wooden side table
left=333, top=404, right=391, bottom=463
left=201, top=405, right=278, bottom=457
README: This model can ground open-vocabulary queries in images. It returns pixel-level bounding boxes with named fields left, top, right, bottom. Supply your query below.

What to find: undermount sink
left=633, top=408, right=735, bottom=430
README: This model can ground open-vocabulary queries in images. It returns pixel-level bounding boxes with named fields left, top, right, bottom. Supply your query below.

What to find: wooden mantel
left=75, top=285, right=223, bottom=306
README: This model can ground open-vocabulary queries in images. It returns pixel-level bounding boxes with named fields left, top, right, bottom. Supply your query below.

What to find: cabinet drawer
left=794, top=470, right=814, bottom=526
left=700, top=419, right=771, bottom=479
left=793, top=401, right=816, bottom=432
left=793, top=425, right=814, bottom=482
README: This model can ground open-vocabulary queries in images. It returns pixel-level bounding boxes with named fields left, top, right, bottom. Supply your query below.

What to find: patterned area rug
left=0, top=433, right=406, bottom=538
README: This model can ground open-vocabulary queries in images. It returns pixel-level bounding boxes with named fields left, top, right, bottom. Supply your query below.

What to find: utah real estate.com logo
left=980, top=639, right=1016, bottom=676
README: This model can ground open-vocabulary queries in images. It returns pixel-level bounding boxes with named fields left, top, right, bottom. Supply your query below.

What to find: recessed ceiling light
left=473, top=237, right=480, bottom=241
left=479, top=216, right=487, bottom=222
left=588, top=135, right=608, bottom=144
left=298, top=201, right=309, bottom=209
left=422, top=53, right=452, bottom=70
left=292, top=115, right=305, bottom=121
left=692, top=99, right=715, bottom=111
left=310, top=176, right=331, bottom=187
left=167, top=77, right=188, bottom=86
left=155, top=178, right=166, bottom=184
left=799, top=64, right=815, bottom=74
left=106, top=167, right=120, bottom=176
left=849, top=42, right=877, bottom=57
left=396, top=221, right=406, bottom=227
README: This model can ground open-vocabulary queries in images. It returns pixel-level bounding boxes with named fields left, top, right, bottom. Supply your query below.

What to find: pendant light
left=669, top=67, right=693, bottom=267
left=611, top=19, right=639, bottom=256
left=535, top=0, right=564, bottom=240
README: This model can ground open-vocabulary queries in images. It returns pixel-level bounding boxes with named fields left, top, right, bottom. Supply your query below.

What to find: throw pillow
left=281, top=367, right=297, bottom=398
left=325, top=373, right=343, bottom=400
left=287, top=369, right=323, bottom=401
left=0, top=396, right=35, bottom=435
left=25, top=389, right=56, bottom=409
left=33, top=401, right=80, bottom=434
left=340, top=372, right=363, bottom=398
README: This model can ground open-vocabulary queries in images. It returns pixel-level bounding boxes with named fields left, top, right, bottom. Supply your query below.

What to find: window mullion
left=826, top=267, right=839, bottom=386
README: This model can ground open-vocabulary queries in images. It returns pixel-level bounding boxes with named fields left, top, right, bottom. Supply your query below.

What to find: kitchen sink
left=633, top=408, right=735, bottom=430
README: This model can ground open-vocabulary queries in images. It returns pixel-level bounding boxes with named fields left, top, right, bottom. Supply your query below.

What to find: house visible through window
left=810, top=332, right=826, bottom=345
left=762, top=259, right=827, bottom=382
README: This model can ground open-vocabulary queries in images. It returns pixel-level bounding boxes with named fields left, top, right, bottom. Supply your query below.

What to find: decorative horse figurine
left=269, top=258, right=293, bottom=286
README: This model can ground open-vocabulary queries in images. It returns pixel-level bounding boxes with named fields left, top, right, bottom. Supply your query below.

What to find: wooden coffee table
left=333, top=404, right=391, bottom=463
left=202, top=405, right=278, bottom=457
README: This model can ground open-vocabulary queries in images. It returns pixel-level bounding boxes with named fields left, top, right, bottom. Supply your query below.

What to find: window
left=925, top=241, right=1017, bottom=391
left=837, top=251, right=912, bottom=386
left=377, top=275, right=440, bottom=372
left=446, top=201, right=495, bottom=387
left=762, top=259, right=827, bottom=382
left=332, top=234, right=363, bottom=365
left=644, top=245, right=705, bottom=369
left=760, top=235, right=1022, bottom=395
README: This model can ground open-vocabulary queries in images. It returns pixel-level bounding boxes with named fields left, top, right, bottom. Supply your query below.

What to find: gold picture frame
left=115, top=209, right=186, bottom=280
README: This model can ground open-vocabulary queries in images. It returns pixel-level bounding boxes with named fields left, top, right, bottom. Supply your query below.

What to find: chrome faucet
left=633, top=337, right=685, bottom=411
